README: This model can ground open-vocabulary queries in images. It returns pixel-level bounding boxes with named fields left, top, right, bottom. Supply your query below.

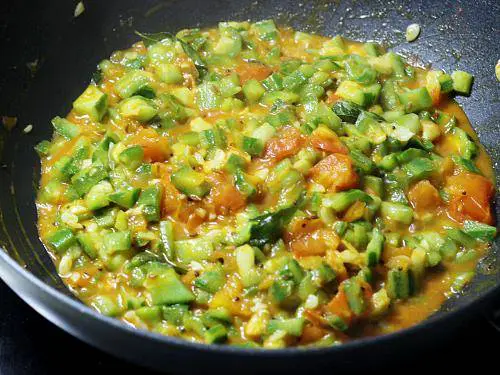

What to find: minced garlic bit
left=23, top=124, right=33, bottom=134
left=74, top=1, right=85, bottom=18
left=405, top=23, right=421, bottom=42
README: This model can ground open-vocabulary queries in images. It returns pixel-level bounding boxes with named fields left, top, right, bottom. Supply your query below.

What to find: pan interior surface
left=0, top=0, right=499, bottom=358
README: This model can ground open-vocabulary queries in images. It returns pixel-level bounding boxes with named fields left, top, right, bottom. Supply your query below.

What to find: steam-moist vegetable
left=36, top=20, right=496, bottom=348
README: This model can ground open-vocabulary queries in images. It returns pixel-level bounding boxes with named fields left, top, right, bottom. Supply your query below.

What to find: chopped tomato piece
left=445, top=172, right=494, bottom=224
left=310, top=128, right=348, bottom=154
left=264, top=126, right=305, bottom=162
left=360, top=281, right=373, bottom=301
left=427, top=77, right=442, bottom=107
left=382, top=247, right=413, bottom=263
left=308, top=153, right=359, bottom=192
left=448, top=196, right=493, bottom=224
left=285, top=218, right=324, bottom=242
left=128, top=127, right=170, bottom=162
left=299, top=324, right=328, bottom=345
left=446, top=172, right=493, bottom=199
left=343, top=201, right=366, bottom=222
left=408, top=180, right=441, bottom=213
left=207, top=173, right=246, bottom=215
left=291, top=232, right=328, bottom=257
left=235, top=62, right=273, bottom=84
left=186, top=212, right=207, bottom=233
left=210, top=275, right=251, bottom=317
left=156, top=163, right=184, bottom=217
left=326, top=90, right=340, bottom=105
left=326, top=289, right=353, bottom=323
left=291, top=229, right=340, bottom=258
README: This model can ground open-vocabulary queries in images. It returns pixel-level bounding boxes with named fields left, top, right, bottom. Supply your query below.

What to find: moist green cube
left=397, top=87, right=432, bottom=113
left=51, top=116, right=81, bottom=139
left=137, top=184, right=162, bottom=222
left=204, top=324, right=228, bottom=344
left=224, top=153, right=247, bottom=173
left=85, top=180, right=114, bottom=210
left=171, top=167, right=210, bottom=197
left=47, top=228, right=76, bottom=254
left=156, top=63, right=183, bottom=84
left=109, top=187, right=141, bottom=209
left=115, top=70, right=155, bottom=98
left=118, top=145, right=144, bottom=169
left=73, top=85, right=108, bottom=121
left=145, top=268, right=195, bottom=305
left=242, top=79, right=266, bottom=103
left=103, top=231, right=131, bottom=254
left=242, top=136, right=264, bottom=156
left=451, top=70, right=474, bottom=95
left=118, top=96, right=158, bottom=122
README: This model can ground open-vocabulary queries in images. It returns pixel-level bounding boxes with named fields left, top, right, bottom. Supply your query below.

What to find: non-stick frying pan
left=0, top=0, right=499, bottom=373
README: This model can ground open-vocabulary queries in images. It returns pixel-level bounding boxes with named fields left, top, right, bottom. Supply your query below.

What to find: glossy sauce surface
left=37, top=22, right=495, bottom=347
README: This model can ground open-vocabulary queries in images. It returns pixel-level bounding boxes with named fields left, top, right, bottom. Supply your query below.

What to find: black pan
left=1, top=0, right=499, bottom=373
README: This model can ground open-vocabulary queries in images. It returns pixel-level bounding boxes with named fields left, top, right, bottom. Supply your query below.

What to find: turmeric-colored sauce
left=36, top=21, right=496, bottom=348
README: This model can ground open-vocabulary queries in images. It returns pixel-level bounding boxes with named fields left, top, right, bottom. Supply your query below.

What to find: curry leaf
left=178, top=39, right=208, bottom=78
left=249, top=206, right=297, bottom=248
left=134, top=31, right=173, bottom=46
left=332, top=100, right=363, bottom=123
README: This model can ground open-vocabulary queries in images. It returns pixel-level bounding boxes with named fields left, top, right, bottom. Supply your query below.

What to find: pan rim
left=0, top=244, right=497, bottom=357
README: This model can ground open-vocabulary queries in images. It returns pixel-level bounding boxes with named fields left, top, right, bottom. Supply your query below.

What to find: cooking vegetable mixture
left=36, top=21, right=497, bottom=347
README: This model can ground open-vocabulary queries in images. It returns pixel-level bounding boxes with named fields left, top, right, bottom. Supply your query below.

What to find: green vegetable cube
left=162, top=304, right=189, bottom=325
left=343, top=278, right=366, bottom=315
left=91, top=295, right=121, bottom=316
left=242, top=79, right=266, bottom=103
left=103, top=231, right=131, bottom=254
left=51, top=116, right=81, bottom=139
left=242, top=136, right=264, bottom=156
left=137, top=184, right=163, bottom=222
left=77, top=232, right=99, bottom=259
left=205, top=324, right=228, bottom=344
left=194, top=268, right=226, bottom=293
left=119, top=145, right=144, bottom=169
left=46, top=228, right=76, bottom=254
left=233, top=169, right=256, bottom=198
left=325, top=314, right=348, bottom=331
left=171, top=166, right=210, bottom=197
left=438, top=73, right=454, bottom=93
left=463, top=220, right=497, bottom=242
left=451, top=70, right=474, bottom=95
left=109, top=187, right=141, bottom=209
left=73, top=85, right=108, bottom=121
left=71, top=163, right=108, bottom=196
left=135, top=306, right=162, bottom=324
left=380, top=202, right=414, bottom=224
left=118, top=96, right=158, bottom=122
left=85, top=180, right=114, bottom=210
left=387, top=269, right=412, bottom=299
left=224, top=153, right=247, bottom=173
left=145, top=268, right=195, bottom=305
left=267, top=318, right=305, bottom=337
left=403, top=157, right=434, bottom=182
left=175, top=238, right=214, bottom=264
left=155, top=63, right=183, bottom=84
left=397, top=87, right=432, bottom=113
left=115, top=70, right=155, bottom=99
